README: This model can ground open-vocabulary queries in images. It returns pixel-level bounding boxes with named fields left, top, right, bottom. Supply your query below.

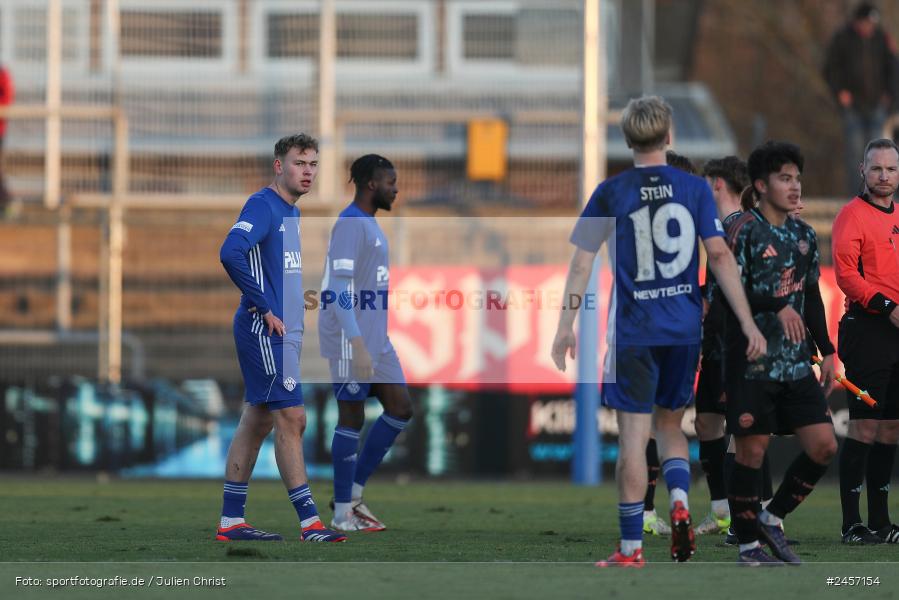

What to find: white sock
left=300, top=516, right=321, bottom=529
left=739, top=541, right=760, bottom=553
left=643, top=509, right=657, bottom=518
left=759, top=509, right=782, bottom=527
left=711, top=499, right=730, bottom=517
left=620, top=539, right=642, bottom=556
left=669, top=488, right=689, bottom=510
left=334, top=502, right=352, bottom=520
left=761, top=498, right=772, bottom=510
left=351, top=483, right=365, bottom=501
left=220, top=516, right=245, bottom=529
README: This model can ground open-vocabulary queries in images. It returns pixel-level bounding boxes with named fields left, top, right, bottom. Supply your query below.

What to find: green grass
left=2, top=477, right=898, bottom=599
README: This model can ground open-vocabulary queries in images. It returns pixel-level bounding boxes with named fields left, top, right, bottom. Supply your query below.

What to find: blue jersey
left=570, top=165, right=723, bottom=345
left=319, top=203, right=391, bottom=359
left=220, top=187, right=304, bottom=335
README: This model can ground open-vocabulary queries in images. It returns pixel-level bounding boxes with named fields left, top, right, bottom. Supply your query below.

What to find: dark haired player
left=724, top=141, right=837, bottom=565
left=833, top=138, right=899, bottom=544
left=217, top=134, right=346, bottom=543
left=691, top=156, right=750, bottom=536
left=319, top=154, right=413, bottom=532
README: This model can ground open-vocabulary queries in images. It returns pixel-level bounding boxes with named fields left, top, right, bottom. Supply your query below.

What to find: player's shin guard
left=699, top=437, right=728, bottom=502
left=728, top=462, right=761, bottom=545
left=644, top=439, right=660, bottom=511
left=866, top=442, right=897, bottom=531
left=354, top=413, right=409, bottom=488
left=766, top=452, right=828, bottom=519
left=332, top=427, right=361, bottom=504
left=839, top=438, right=871, bottom=530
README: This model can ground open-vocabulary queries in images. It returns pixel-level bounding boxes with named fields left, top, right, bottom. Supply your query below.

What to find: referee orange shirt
left=832, top=195, right=899, bottom=314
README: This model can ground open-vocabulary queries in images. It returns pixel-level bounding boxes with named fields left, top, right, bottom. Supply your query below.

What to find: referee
left=833, top=138, right=899, bottom=544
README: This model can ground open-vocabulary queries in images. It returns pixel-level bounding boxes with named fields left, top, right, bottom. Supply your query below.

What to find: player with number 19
left=551, top=96, right=765, bottom=566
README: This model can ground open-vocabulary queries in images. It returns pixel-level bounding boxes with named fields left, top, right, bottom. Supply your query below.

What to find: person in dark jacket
left=824, top=2, right=898, bottom=196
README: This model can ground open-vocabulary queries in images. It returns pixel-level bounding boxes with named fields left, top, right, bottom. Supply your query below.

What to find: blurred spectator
left=0, top=64, right=12, bottom=215
left=824, top=2, right=897, bottom=196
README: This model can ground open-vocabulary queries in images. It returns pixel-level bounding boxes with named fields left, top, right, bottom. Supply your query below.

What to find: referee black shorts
left=838, top=310, right=899, bottom=421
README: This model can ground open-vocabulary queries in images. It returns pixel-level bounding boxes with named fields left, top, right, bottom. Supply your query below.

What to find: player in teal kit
left=551, top=96, right=765, bottom=566
left=319, top=155, right=413, bottom=532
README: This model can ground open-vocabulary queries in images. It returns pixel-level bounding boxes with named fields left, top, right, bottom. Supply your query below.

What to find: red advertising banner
left=388, top=266, right=847, bottom=392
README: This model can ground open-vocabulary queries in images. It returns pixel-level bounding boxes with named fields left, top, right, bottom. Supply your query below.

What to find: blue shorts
left=233, top=310, right=303, bottom=410
left=328, top=344, right=407, bottom=401
left=601, top=344, right=700, bottom=414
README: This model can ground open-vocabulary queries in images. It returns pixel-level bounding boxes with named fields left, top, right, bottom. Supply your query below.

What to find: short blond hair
left=620, top=96, right=672, bottom=152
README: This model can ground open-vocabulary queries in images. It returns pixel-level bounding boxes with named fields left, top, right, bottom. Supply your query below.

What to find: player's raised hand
left=551, top=327, right=577, bottom=372
left=262, top=310, right=285, bottom=336
left=741, top=321, right=767, bottom=361
left=350, top=338, right=374, bottom=381
left=817, top=353, right=836, bottom=397
left=777, top=305, right=806, bottom=344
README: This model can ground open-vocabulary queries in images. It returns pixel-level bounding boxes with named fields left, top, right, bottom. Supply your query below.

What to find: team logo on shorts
left=738, top=412, right=755, bottom=429
left=283, top=377, right=297, bottom=392
left=347, top=381, right=361, bottom=394
left=797, top=240, right=809, bottom=255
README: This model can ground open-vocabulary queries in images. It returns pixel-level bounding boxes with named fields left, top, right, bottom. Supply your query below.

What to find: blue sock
left=354, top=413, right=409, bottom=487
left=221, top=480, right=247, bottom=518
left=287, top=484, right=320, bottom=528
left=332, top=427, right=361, bottom=503
left=662, top=457, right=691, bottom=501
left=619, top=501, right=644, bottom=544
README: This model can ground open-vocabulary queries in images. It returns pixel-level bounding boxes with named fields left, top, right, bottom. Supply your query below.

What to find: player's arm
left=551, top=187, right=609, bottom=372
left=331, top=272, right=373, bottom=380
left=832, top=209, right=899, bottom=328
left=551, top=247, right=597, bottom=372
left=702, top=235, right=766, bottom=360
left=219, top=200, right=283, bottom=336
left=804, top=280, right=836, bottom=395
left=326, top=218, right=373, bottom=380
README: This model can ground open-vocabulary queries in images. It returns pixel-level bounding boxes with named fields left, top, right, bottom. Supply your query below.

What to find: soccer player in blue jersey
left=551, top=96, right=766, bottom=566
left=216, top=134, right=346, bottom=543
left=319, top=154, right=412, bottom=532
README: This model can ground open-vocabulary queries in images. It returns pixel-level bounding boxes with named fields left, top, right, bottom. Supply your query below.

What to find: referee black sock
left=839, top=438, right=871, bottom=531
left=643, top=438, right=660, bottom=512
left=728, top=461, right=761, bottom=545
left=761, top=453, right=774, bottom=503
left=767, top=452, right=828, bottom=519
left=866, top=442, right=897, bottom=531
left=699, top=437, right=728, bottom=501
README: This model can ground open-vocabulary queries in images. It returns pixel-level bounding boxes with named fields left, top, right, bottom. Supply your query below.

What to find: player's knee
left=273, top=407, right=306, bottom=435
left=735, top=444, right=766, bottom=468
left=848, top=420, right=878, bottom=444
left=337, top=402, right=365, bottom=430
left=876, top=421, right=899, bottom=444
left=694, top=414, right=710, bottom=438
left=385, top=399, right=413, bottom=421
left=811, top=437, right=838, bottom=464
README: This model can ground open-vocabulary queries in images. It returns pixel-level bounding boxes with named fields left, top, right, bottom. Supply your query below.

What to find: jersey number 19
left=629, top=204, right=695, bottom=283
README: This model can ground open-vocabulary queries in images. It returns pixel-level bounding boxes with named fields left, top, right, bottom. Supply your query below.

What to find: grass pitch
left=2, top=476, right=897, bottom=599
